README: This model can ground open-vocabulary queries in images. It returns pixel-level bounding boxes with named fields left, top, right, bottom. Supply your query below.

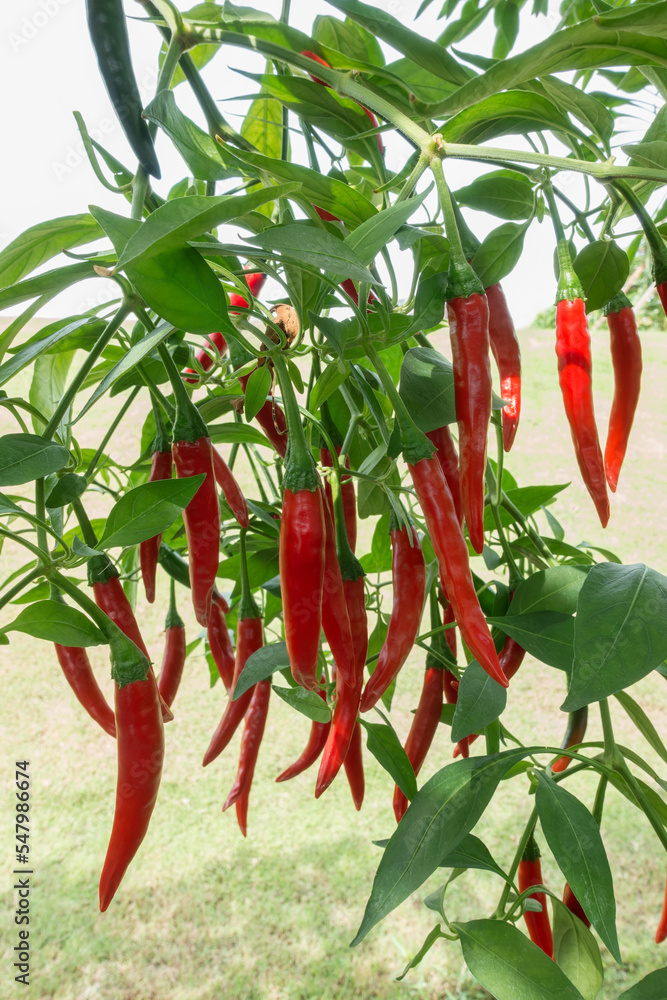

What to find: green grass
left=1, top=319, right=666, bottom=999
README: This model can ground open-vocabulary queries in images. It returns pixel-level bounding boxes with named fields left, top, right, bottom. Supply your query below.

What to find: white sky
left=0, top=0, right=656, bottom=327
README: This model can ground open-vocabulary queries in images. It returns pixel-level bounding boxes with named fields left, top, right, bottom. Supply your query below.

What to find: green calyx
left=452, top=201, right=481, bottom=262
left=87, top=554, right=119, bottom=587
left=282, top=458, right=320, bottom=494
left=554, top=238, right=585, bottom=303
left=238, top=529, right=261, bottom=620
left=521, top=832, right=541, bottom=863
left=151, top=402, right=172, bottom=454
left=273, top=352, right=318, bottom=489
left=110, top=632, right=152, bottom=687
left=604, top=291, right=632, bottom=316
left=446, top=258, right=485, bottom=301
left=165, top=579, right=184, bottom=630
left=158, top=342, right=208, bottom=444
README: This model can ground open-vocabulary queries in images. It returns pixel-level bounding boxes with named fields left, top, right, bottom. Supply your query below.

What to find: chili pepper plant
left=2, top=0, right=667, bottom=996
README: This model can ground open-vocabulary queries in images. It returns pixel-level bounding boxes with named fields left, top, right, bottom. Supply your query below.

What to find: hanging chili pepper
left=301, top=50, right=385, bottom=154
left=656, top=874, right=667, bottom=943
left=139, top=413, right=172, bottom=603
left=320, top=447, right=357, bottom=554
left=157, top=580, right=186, bottom=709
left=315, top=206, right=340, bottom=223
left=222, top=678, right=271, bottom=832
left=393, top=664, right=444, bottom=823
left=320, top=486, right=357, bottom=688
left=229, top=270, right=267, bottom=312
left=486, top=282, right=521, bottom=453
left=343, top=721, right=365, bottom=811
left=563, top=882, right=590, bottom=927
left=552, top=706, right=588, bottom=773
left=184, top=330, right=228, bottom=383
left=316, top=670, right=361, bottom=798
left=604, top=292, right=642, bottom=492
left=441, top=593, right=458, bottom=661
left=207, top=600, right=235, bottom=694
left=203, top=530, right=264, bottom=767
left=89, top=556, right=151, bottom=660
left=276, top=679, right=330, bottom=782
left=499, top=634, right=526, bottom=682
left=228, top=338, right=288, bottom=457
left=518, top=835, right=554, bottom=958
left=361, top=514, right=426, bottom=712
left=85, top=0, right=160, bottom=178
left=212, top=445, right=249, bottom=527
left=54, top=641, right=116, bottom=738
left=426, top=425, right=463, bottom=527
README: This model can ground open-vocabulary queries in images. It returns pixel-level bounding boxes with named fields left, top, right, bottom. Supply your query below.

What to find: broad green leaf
left=244, top=364, right=273, bottom=422
left=442, top=91, right=580, bottom=146
left=0, top=214, right=102, bottom=286
left=439, top=833, right=507, bottom=879
left=536, top=772, right=620, bottom=962
left=451, top=660, right=507, bottom=742
left=472, top=222, right=527, bottom=287
left=410, top=258, right=449, bottom=333
left=351, top=747, right=531, bottom=945
left=272, top=684, right=330, bottom=723
left=241, top=83, right=284, bottom=159
left=455, top=172, right=535, bottom=220
left=313, top=13, right=385, bottom=66
left=45, top=473, right=87, bottom=509
left=399, top=347, right=456, bottom=431
left=208, top=423, right=269, bottom=448
left=509, top=566, right=589, bottom=617
left=0, top=492, right=25, bottom=517
left=552, top=898, right=604, bottom=1000
left=0, top=262, right=100, bottom=311
left=528, top=75, right=614, bottom=146
left=144, top=90, right=235, bottom=181
left=359, top=717, right=417, bottom=800
left=573, top=240, right=629, bottom=311
left=309, top=362, right=349, bottom=415
left=622, top=140, right=667, bottom=172
left=488, top=612, right=574, bottom=672
left=455, top=918, right=586, bottom=1000
left=614, top=690, right=667, bottom=766
left=0, top=318, right=93, bottom=389
left=1, top=601, right=106, bottom=647
left=99, top=476, right=205, bottom=549
left=0, top=435, right=69, bottom=487
left=246, top=224, right=378, bottom=283
left=233, top=641, right=290, bottom=698
left=344, top=193, right=427, bottom=266
left=563, top=563, right=667, bottom=711
left=618, top=968, right=667, bottom=999
left=30, top=348, right=74, bottom=438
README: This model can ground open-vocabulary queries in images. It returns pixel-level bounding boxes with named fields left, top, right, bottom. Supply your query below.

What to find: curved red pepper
left=426, top=426, right=462, bottom=527
left=276, top=679, right=330, bottom=782
left=499, top=634, right=525, bottom=682
left=658, top=282, right=667, bottom=317
left=486, top=281, right=521, bottom=453
left=518, top=838, right=554, bottom=958
left=555, top=298, right=609, bottom=527
left=157, top=587, right=186, bottom=708
left=223, top=678, right=271, bottom=831
left=172, top=436, right=220, bottom=627
left=184, top=330, right=228, bottom=383
left=139, top=447, right=173, bottom=603
left=563, top=881, right=590, bottom=927
left=320, top=488, right=356, bottom=689
left=320, top=447, right=357, bottom=554
left=238, top=371, right=288, bottom=457
left=99, top=671, right=164, bottom=911
left=604, top=295, right=642, bottom=492
left=656, top=873, right=667, bottom=943
left=448, top=291, right=491, bottom=554
left=54, top=643, right=116, bottom=738
left=552, top=706, right=588, bottom=773
left=393, top=665, right=444, bottom=822
left=361, top=520, right=426, bottom=712
left=343, top=720, right=365, bottom=811
left=207, top=600, right=235, bottom=694
left=203, top=614, right=263, bottom=767
left=212, top=445, right=249, bottom=527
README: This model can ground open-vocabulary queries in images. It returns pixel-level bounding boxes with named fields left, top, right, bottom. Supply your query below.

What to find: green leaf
left=0, top=214, right=102, bottom=286
left=244, top=364, right=273, bottom=422
left=455, top=918, right=586, bottom=999
left=527, top=75, right=613, bottom=146
left=563, top=563, right=667, bottom=712
left=233, top=641, right=290, bottom=699
left=399, top=347, right=456, bottom=431
left=351, top=747, right=531, bottom=945
left=272, top=684, right=330, bottom=723
left=309, top=362, right=349, bottom=415
left=0, top=435, right=69, bottom=487
left=509, top=566, right=589, bottom=617
left=442, top=91, right=579, bottom=146
left=359, top=716, right=417, bottom=800
left=208, top=423, right=269, bottom=448
left=144, top=91, right=235, bottom=181
left=99, top=476, right=205, bottom=549
left=451, top=660, right=507, bottom=742
left=472, top=222, right=527, bottom=287
left=485, top=483, right=569, bottom=530
left=618, top=969, right=667, bottom=999
left=622, top=140, right=667, bottom=172
left=2, top=601, right=106, bottom=647
left=313, top=14, right=385, bottom=66
left=551, top=898, right=604, bottom=1000
left=395, top=925, right=445, bottom=981
left=246, top=224, right=377, bottom=284
left=487, top=612, right=574, bottom=672
left=0, top=262, right=99, bottom=312
left=455, top=172, right=535, bottom=220
left=439, top=833, right=507, bottom=878
left=536, top=771, right=620, bottom=962
left=0, top=318, right=94, bottom=389
left=241, top=84, right=284, bottom=160
left=343, top=193, right=428, bottom=266
left=614, top=690, right=667, bottom=766
left=573, top=240, right=629, bottom=312
left=45, top=474, right=87, bottom=509
left=0, top=491, right=25, bottom=517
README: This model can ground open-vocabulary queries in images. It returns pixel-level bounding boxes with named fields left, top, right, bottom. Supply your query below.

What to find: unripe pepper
left=139, top=413, right=172, bottom=603
left=426, top=425, right=463, bottom=527
left=518, top=835, right=554, bottom=958
left=361, top=514, right=426, bottom=712
left=604, top=292, right=642, bottom=492
left=552, top=706, right=588, bottom=773
left=157, top=580, right=186, bottom=709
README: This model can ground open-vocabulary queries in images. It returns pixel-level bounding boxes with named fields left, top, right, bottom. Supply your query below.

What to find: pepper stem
left=157, top=342, right=208, bottom=443
left=272, top=353, right=319, bottom=492
left=165, top=578, right=184, bottom=630
left=613, top=179, right=667, bottom=285
left=543, top=182, right=585, bottom=301
left=365, top=342, right=434, bottom=465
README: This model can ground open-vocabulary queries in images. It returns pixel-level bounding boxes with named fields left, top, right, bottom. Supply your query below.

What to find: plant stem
left=495, top=807, right=537, bottom=917
left=72, top=498, right=100, bottom=548
left=592, top=774, right=608, bottom=826
left=430, top=156, right=466, bottom=265
left=500, top=493, right=555, bottom=564
left=85, top=387, right=140, bottom=480
left=0, top=527, right=48, bottom=562
left=0, top=566, right=44, bottom=613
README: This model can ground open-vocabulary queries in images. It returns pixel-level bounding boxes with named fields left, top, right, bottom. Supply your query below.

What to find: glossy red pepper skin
left=98, top=671, right=164, bottom=911
left=157, top=622, right=186, bottom=709
left=212, top=445, right=249, bottom=527
left=361, top=523, right=426, bottom=712
left=184, top=330, right=228, bottom=383
left=139, top=449, right=173, bottom=603
left=93, top=575, right=150, bottom=659
left=343, top=720, right=365, bottom=811
left=206, top=600, right=235, bottom=694
left=320, top=447, right=357, bottom=554
left=316, top=672, right=361, bottom=798
left=604, top=301, right=642, bottom=492
left=280, top=487, right=326, bottom=691
left=301, top=50, right=384, bottom=154
left=426, top=426, right=463, bottom=527
left=320, top=490, right=356, bottom=689
left=518, top=847, right=554, bottom=958
left=315, top=206, right=339, bottom=223
left=54, top=643, right=116, bottom=738
left=656, top=873, right=667, bottom=943
left=499, top=635, right=525, bottom=682
left=552, top=706, right=588, bottom=773
left=222, top=678, right=271, bottom=831
left=408, top=457, right=508, bottom=689
left=555, top=298, right=610, bottom=527
left=486, top=282, right=521, bottom=453
left=238, top=371, right=288, bottom=457
left=344, top=576, right=368, bottom=681
left=276, top=680, right=330, bottom=782
left=442, top=598, right=458, bottom=661
left=202, top=615, right=263, bottom=767
left=563, top=882, right=590, bottom=928
left=448, top=292, right=491, bottom=554
left=658, top=282, right=667, bottom=317
left=172, top=436, right=220, bottom=627
left=393, top=665, right=444, bottom=823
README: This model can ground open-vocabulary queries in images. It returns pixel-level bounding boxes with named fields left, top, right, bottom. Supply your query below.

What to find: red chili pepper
left=499, top=634, right=525, bottom=682
left=563, top=882, right=590, bottom=927
left=658, top=283, right=667, bottom=317
left=157, top=581, right=186, bottom=709
left=426, top=425, right=462, bottom=527
left=240, top=370, right=289, bottom=456
left=222, top=678, right=271, bottom=832
left=99, top=670, right=164, bottom=911
left=447, top=291, right=491, bottom=554
left=393, top=665, right=444, bottom=823
left=315, top=205, right=340, bottom=223
left=139, top=431, right=172, bottom=603
left=343, top=720, right=365, bottom=811
left=54, top=642, right=116, bottom=737
left=207, top=600, right=235, bottom=693
left=276, top=679, right=330, bottom=782
left=320, top=487, right=356, bottom=689
left=301, top=50, right=384, bottom=154
left=518, top=835, right=554, bottom=958
left=229, top=270, right=267, bottom=313
left=316, top=673, right=361, bottom=798
left=184, top=330, right=228, bottom=383
left=172, top=436, right=220, bottom=627
left=442, top=595, right=458, bottom=661
left=212, top=445, right=249, bottom=527
left=555, top=299, right=609, bottom=527
left=552, top=706, right=588, bottom=773
left=320, top=446, right=357, bottom=554
left=339, top=277, right=377, bottom=309
left=408, top=456, right=508, bottom=689
left=361, top=516, right=426, bottom=712
left=656, top=873, right=667, bottom=943
left=486, top=281, right=521, bottom=453
left=604, top=293, right=642, bottom=492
